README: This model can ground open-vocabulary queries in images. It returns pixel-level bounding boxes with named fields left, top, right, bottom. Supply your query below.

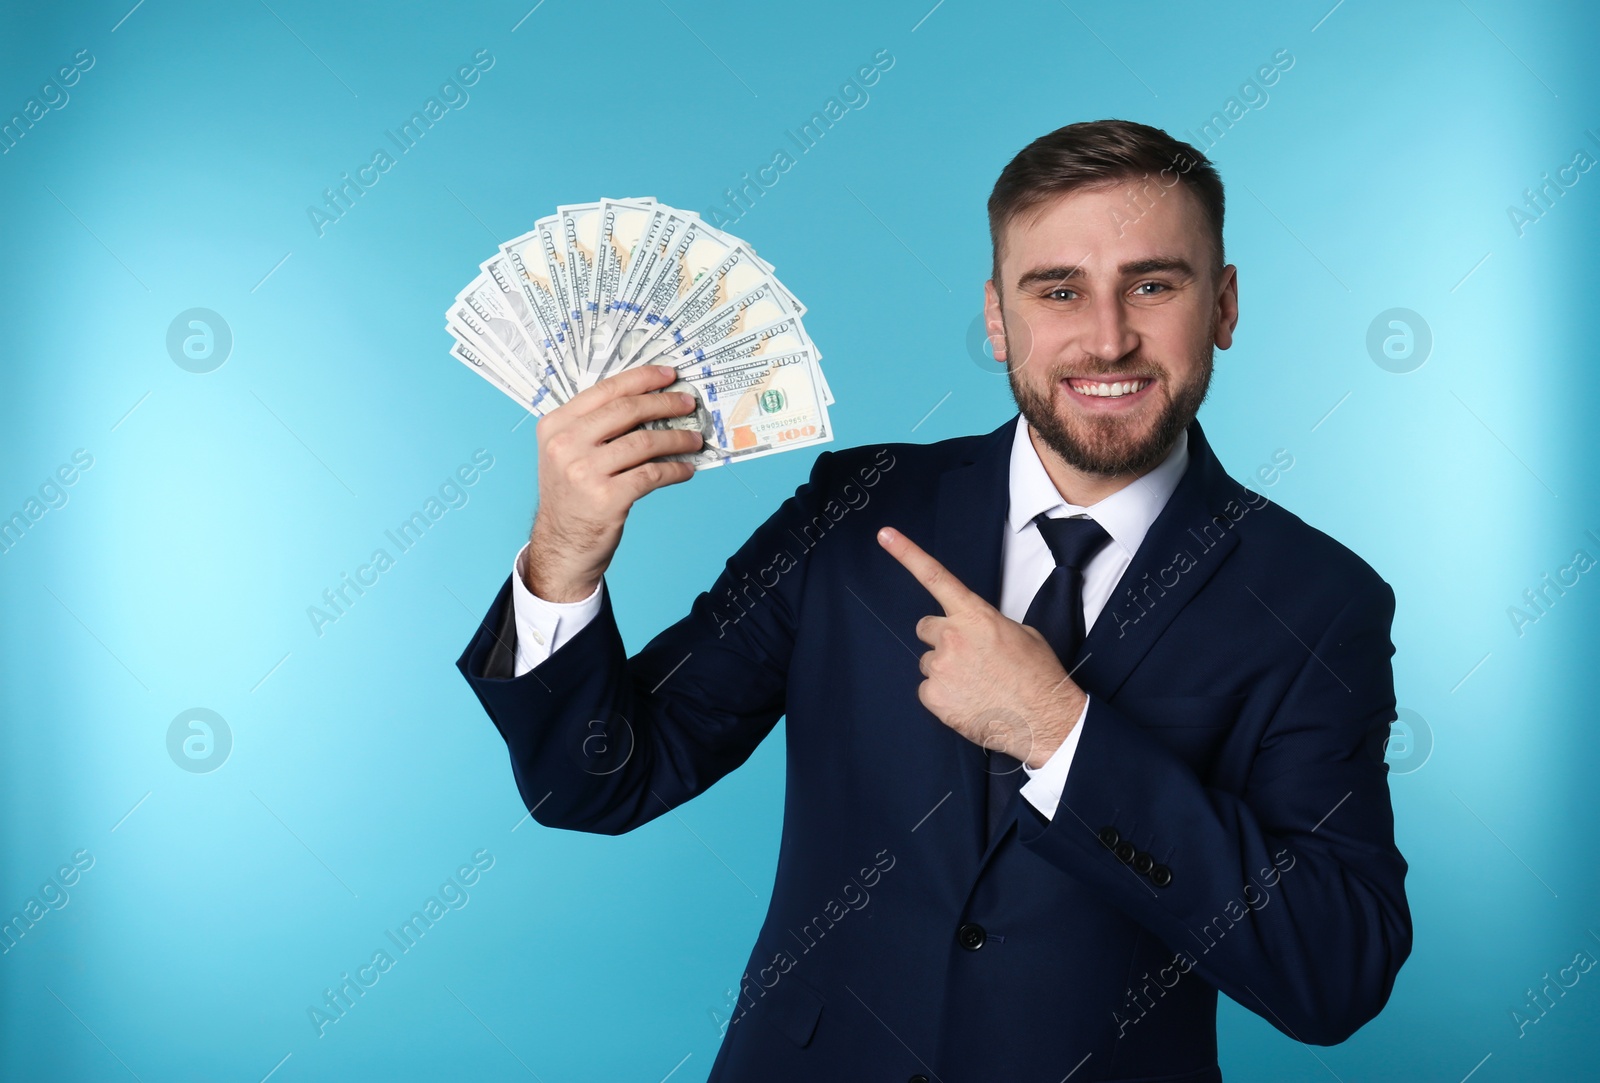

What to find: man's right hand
left=521, top=364, right=704, bottom=602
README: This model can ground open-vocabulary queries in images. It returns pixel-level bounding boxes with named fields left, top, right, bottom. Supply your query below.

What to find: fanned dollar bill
left=446, top=197, right=833, bottom=469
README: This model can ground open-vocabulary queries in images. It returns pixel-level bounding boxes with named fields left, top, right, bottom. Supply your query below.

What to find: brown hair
left=987, top=119, right=1225, bottom=288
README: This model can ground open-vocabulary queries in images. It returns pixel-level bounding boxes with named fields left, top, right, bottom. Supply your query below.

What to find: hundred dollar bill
left=597, top=205, right=691, bottom=367
left=614, top=215, right=748, bottom=367
left=501, top=231, right=577, bottom=387
left=446, top=312, right=549, bottom=406
left=445, top=302, right=519, bottom=383
left=645, top=348, right=831, bottom=469
left=558, top=202, right=600, bottom=370
left=632, top=279, right=805, bottom=367
left=587, top=197, right=658, bottom=385
left=616, top=242, right=787, bottom=373
left=448, top=322, right=507, bottom=392
left=688, top=212, right=776, bottom=274
left=448, top=336, right=554, bottom=415
left=455, top=277, right=570, bottom=401
left=666, top=316, right=813, bottom=369
left=476, top=257, right=575, bottom=400
left=603, top=209, right=707, bottom=368
left=535, top=215, right=583, bottom=380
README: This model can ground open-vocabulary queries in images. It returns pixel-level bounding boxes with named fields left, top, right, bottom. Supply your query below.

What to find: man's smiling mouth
left=1064, top=377, right=1154, bottom=399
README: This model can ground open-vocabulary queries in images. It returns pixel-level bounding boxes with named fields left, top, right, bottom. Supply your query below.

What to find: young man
left=458, top=119, right=1411, bottom=1082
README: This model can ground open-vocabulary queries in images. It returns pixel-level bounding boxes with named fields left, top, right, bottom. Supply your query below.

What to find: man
left=457, top=119, right=1411, bottom=1081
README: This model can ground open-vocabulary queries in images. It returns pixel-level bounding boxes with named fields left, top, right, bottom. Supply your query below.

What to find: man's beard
left=1006, top=331, right=1214, bottom=478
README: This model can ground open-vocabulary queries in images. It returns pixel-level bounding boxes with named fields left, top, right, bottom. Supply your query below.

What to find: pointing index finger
left=877, top=526, right=982, bottom=615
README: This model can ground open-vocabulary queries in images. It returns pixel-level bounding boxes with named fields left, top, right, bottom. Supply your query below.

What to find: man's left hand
left=877, top=525, right=1085, bottom=768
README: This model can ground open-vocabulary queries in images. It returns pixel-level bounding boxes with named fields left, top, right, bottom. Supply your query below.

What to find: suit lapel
left=1069, top=418, right=1245, bottom=700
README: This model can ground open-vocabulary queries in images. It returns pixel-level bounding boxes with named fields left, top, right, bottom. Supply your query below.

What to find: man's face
left=984, top=178, right=1238, bottom=478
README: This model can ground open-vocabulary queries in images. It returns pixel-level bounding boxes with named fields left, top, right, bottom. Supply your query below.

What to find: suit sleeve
left=455, top=451, right=841, bottom=835
left=1015, top=577, right=1411, bottom=1045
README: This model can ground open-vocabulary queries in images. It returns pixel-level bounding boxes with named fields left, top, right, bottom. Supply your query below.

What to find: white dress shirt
left=506, top=416, right=1190, bottom=822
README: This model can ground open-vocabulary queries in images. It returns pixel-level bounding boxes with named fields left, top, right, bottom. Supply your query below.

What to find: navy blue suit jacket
left=456, top=414, right=1411, bottom=1082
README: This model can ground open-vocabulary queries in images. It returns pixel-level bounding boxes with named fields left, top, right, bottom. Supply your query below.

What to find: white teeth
left=1069, top=378, right=1150, bottom=398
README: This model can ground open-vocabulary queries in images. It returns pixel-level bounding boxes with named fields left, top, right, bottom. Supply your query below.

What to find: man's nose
left=1082, top=292, right=1139, bottom=364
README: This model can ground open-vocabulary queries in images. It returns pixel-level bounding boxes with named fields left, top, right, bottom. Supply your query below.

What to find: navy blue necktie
left=987, top=514, right=1112, bottom=839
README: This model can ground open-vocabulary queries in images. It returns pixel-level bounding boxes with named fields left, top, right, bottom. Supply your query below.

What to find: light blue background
left=3, top=1, right=1597, bottom=1079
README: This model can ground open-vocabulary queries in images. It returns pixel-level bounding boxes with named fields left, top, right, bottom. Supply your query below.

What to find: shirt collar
left=1006, top=414, right=1190, bottom=560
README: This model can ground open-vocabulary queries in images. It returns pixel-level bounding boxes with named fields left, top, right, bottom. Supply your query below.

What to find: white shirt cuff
left=508, top=541, right=603, bottom=676
left=1018, top=696, right=1091, bottom=821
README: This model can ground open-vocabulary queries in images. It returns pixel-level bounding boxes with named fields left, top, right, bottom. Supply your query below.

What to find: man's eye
left=1046, top=288, right=1078, bottom=301
left=1133, top=282, right=1168, bottom=296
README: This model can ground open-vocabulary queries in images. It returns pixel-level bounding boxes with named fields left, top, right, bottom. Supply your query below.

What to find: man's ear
left=983, top=279, right=1007, bottom=362
left=1213, top=264, right=1239, bottom=351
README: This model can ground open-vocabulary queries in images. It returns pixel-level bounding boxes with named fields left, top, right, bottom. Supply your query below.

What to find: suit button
left=1150, top=863, right=1173, bottom=887
left=1114, top=840, right=1136, bottom=864
left=1098, top=826, right=1119, bottom=848
left=909, top=1077, right=930, bottom=1083
left=956, top=922, right=986, bottom=951
left=1132, top=851, right=1154, bottom=875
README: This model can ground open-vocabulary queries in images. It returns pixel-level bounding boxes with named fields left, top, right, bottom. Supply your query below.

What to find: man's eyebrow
left=1014, top=256, right=1196, bottom=290
left=1015, top=264, right=1087, bottom=289
left=1120, top=256, right=1195, bottom=277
